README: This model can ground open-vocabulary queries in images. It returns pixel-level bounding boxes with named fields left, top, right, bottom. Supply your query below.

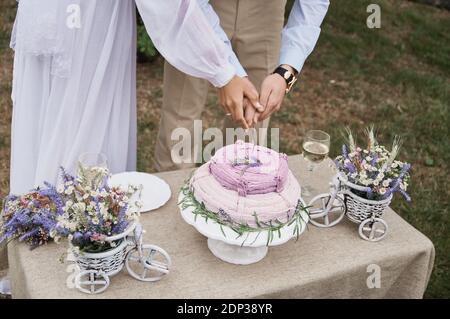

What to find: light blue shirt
left=199, top=0, right=330, bottom=77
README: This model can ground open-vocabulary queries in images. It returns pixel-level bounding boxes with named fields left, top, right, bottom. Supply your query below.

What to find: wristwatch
left=273, top=66, right=297, bottom=94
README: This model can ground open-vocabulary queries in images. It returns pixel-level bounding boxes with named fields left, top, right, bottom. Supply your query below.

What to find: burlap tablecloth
left=7, top=155, right=434, bottom=298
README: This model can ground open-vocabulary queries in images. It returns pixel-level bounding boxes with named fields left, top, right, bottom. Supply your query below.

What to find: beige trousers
left=155, top=0, right=286, bottom=172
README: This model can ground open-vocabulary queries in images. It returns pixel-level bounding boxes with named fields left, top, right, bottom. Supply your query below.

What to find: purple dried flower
left=19, top=229, right=39, bottom=242
left=399, top=189, right=411, bottom=202
left=366, top=188, right=374, bottom=200
left=370, top=153, right=378, bottom=166
left=71, top=231, right=84, bottom=246
left=399, top=163, right=411, bottom=179
left=93, top=196, right=104, bottom=225
left=218, top=209, right=231, bottom=222
left=31, top=212, right=57, bottom=231
left=118, top=204, right=128, bottom=221
left=111, top=204, right=129, bottom=234
left=83, top=231, right=93, bottom=241
left=99, top=175, right=110, bottom=192
left=59, top=166, right=75, bottom=184
left=3, top=194, right=18, bottom=204
left=39, top=183, right=64, bottom=215
left=55, top=227, right=69, bottom=237
left=73, top=232, right=83, bottom=241
left=112, top=220, right=128, bottom=234
left=344, top=162, right=356, bottom=174
left=334, top=159, right=342, bottom=170
left=342, top=144, right=348, bottom=159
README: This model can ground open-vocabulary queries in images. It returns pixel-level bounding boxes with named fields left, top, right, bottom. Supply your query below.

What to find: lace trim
left=11, top=0, right=78, bottom=77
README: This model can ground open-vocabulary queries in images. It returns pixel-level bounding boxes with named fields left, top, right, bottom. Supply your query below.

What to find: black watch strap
left=273, top=66, right=297, bottom=93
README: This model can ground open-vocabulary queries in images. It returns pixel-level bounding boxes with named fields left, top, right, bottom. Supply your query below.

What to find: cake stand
left=178, top=192, right=309, bottom=265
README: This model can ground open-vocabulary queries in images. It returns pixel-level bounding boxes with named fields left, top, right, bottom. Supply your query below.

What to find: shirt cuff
left=229, top=54, right=247, bottom=78
left=210, top=63, right=236, bottom=88
left=279, top=47, right=307, bottom=76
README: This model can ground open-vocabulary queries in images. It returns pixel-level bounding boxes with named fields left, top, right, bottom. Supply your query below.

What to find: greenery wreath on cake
left=179, top=182, right=310, bottom=247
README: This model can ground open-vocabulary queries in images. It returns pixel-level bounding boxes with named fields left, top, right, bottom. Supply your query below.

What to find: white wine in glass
left=302, top=140, right=330, bottom=164
left=302, top=130, right=331, bottom=196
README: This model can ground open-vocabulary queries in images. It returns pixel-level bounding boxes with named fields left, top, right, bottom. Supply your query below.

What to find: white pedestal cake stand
left=178, top=192, right=309, bottom=265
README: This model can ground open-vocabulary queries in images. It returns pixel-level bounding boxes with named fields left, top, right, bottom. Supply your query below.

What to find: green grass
left=274, top=0, right=450, bottom=298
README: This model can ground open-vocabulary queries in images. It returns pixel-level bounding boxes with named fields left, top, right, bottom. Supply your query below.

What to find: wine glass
left=77, top=152, right=109, bottom=189
left=302, top=130, right=330, bottom=196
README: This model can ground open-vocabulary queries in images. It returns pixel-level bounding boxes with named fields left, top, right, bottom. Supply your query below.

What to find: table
left=8, top=156, right=435, bottom=298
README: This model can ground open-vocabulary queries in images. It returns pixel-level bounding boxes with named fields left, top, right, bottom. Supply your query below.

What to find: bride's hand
left=244, top=98, right=258, bottom=128
left=219, top=76, right=263, bottom=129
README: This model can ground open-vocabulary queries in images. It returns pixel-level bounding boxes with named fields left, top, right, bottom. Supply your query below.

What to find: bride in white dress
left=9, top=0, right=238, bottom=194
left=1, top=0, right=245, bottom=295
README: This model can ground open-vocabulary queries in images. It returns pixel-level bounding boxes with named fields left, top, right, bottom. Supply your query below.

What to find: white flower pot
left=345, top=190, right=393, bottom=224
left=72, top=239, right=129, bottom=276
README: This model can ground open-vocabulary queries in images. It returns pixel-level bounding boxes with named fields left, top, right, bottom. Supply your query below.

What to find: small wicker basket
left=73, top=239, right=129, bottom=276
left=72, top=221, right=137, bottom=276
left=344, top=189, right=392, bottom=224
left=337, top=175, right=393, bottom=224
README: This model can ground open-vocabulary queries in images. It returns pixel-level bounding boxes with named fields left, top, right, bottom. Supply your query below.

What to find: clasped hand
left=218, top=74, right=287, bottom=129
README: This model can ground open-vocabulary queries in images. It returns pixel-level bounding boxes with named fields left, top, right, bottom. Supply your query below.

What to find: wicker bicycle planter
left=343, top=188, right=393, bottom=224
left=71, top=221, right=172, bottom=294
left=72, top=239, right=129, bottom=277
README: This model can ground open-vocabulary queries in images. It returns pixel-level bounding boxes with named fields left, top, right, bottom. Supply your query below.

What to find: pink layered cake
left=189, top=141, right=301, bottom=227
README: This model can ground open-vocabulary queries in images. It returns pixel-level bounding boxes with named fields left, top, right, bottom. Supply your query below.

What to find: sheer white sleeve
left=135, top=0, right=237, bottom=87
left=196, top=0, right=246, bottom=77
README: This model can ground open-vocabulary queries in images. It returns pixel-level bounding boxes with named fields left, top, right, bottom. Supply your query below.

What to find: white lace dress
left=9, top=0, right=236, bottom=194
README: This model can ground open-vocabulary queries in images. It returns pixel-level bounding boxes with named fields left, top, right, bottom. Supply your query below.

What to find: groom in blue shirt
left=155, top=0, right=330, bottom=172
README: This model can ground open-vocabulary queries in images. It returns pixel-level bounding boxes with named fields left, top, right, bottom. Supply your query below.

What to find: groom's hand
left=258, top=65, right=294, bottom=121
left=219, top=76, right=263, bottom=129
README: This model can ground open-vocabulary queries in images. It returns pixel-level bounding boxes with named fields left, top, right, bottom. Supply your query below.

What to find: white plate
left=110, top=172, right=171, bottom=213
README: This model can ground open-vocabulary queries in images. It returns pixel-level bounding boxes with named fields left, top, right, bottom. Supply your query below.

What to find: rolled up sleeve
left=279, top=0, right=330, bottom=75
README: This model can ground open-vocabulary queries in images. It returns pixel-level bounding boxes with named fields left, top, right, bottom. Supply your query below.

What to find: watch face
left=286, top=76, right=297, bottom=93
